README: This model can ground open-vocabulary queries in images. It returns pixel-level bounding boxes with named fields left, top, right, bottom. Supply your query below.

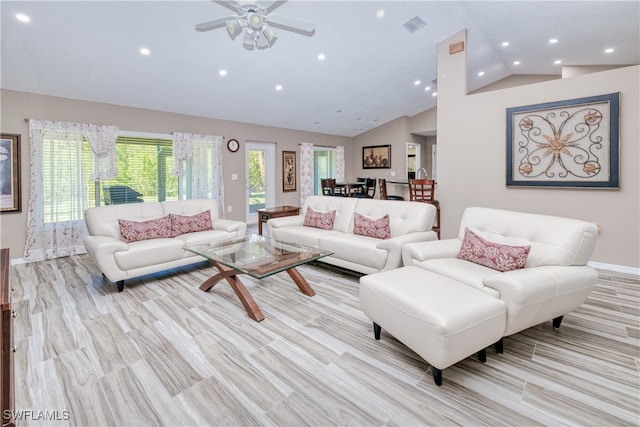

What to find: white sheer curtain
left=25, top=120, right=119, bottom=260
left=83, top=124, right=119, bottom=180
left=171, top=132, right=225, bottom=218
left=299, top=142, right=314, bottom=206
left=336, top=145, right=345, bottom=182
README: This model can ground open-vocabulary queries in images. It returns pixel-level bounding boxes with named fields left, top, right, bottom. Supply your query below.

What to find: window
left=92, top=136, right=178, bottom=206
left=313, top=148, right=337, bottom=195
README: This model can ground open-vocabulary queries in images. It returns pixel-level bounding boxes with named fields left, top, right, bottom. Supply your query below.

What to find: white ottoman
left=359, top=266, right=506, bottom=386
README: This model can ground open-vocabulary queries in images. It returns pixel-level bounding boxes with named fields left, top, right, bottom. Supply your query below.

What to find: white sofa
left=401, top=207, right=599, bottom=336
left=360, top=207, right=599, bottom=385
left=267, top=195, right=437, bottom=275
left=83, top=199, right=246, bottom=292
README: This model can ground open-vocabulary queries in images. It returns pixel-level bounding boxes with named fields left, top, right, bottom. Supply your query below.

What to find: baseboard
left=588, top=261, right=640, bottom=277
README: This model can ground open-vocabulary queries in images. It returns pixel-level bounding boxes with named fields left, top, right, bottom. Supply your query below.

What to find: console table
left=256, top=206, right=301, bottom=235
left=1, top=248, right=14, bottom=427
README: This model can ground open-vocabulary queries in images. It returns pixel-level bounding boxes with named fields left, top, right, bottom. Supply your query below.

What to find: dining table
left=336, top=182, right=364, bottom=197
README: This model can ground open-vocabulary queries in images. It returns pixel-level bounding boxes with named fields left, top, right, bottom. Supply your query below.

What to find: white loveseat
left=84, top=199, right=246, bottom=292
left=267, top=195, right=437, bottom=274
left=360, top=207, right=599, bottom=385
left=401, top=207, right=599, bottom=336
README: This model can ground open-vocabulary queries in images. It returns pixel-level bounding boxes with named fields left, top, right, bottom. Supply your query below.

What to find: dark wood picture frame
left=0, top=134, right=21, bottom=213
left=282, top=151, right=297, bottom=192
left=362, top=145, right=391, bottom=169
left=506, top=93, right=620, bottom=188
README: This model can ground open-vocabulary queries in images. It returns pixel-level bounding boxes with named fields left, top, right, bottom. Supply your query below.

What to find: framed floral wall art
left=506, top=93, right=619, bottom=188
left=282, top=151, right=297, bottom=192
left=0, top=133, right=21, bottom=213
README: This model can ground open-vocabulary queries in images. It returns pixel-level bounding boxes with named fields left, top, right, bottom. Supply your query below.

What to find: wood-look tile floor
left=9, top=255, right=640, bottom=426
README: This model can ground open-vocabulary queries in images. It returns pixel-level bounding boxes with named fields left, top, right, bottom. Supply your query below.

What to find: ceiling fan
left=195, top=0, right=316, bottom=50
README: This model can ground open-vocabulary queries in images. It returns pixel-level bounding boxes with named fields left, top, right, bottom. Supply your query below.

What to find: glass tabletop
left=185, top=234, right=332, bottom=279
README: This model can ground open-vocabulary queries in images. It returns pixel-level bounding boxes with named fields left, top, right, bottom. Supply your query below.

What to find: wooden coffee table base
left=199, top=261, right=315, bottom=322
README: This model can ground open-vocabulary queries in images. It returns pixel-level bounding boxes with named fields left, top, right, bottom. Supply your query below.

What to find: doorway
left=245, top=141, right=276, bottom=224
left=406, top=142, right=421, bottom=180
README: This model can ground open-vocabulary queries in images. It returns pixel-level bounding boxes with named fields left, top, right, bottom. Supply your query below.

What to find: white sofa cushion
left=319, top=233, right=389, bottom=271
left=301, top=196, right=358, bottom=234
left=353, top=198, right=433, bottom=237
left=85, top=202, right=166, bottom=240
left=459, top=207, right=598, bottom=267
left=411, top=258, right=500, bottom=298
left=114, top=238, right=186, bottom=271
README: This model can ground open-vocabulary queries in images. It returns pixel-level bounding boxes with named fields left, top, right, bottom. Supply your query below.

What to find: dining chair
left=321, top=178, right=346, bottom=196
left=378, top=179, right=404, bottom=201
left=355, top=178, right=376, bottom=198
left=408, top=179, right=440, bottom=239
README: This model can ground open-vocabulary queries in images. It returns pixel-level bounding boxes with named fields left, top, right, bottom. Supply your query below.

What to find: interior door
left=245, top=141, right=276, bottom=224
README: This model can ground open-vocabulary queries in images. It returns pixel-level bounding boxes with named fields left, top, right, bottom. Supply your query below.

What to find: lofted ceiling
left=1, top=0, right=638, bottom=137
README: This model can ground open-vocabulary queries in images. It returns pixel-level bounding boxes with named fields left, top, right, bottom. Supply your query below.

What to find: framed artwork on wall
left=0, top=134, right=21, bottom=213
left=282, top=151, right=297, bottom=192
left=506, top=92, right=620, bottom=188
left=362, top=145, right=391, bottom=169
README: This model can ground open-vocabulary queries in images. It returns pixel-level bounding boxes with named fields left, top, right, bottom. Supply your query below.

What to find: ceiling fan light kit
left=197, top=0, right=314, bottom=51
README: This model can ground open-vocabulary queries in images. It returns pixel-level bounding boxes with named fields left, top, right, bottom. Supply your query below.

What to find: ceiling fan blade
left=213, top=0, right=242, bottom=13
left=263, top=0, right=287, bottom=14
left=267, top=14, right=315, bottom=35
left=195, top=16, right=233, bottom=32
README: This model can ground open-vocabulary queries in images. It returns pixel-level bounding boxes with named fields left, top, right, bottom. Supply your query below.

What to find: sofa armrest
left=483, top=265, right=599, bottom=335
left=267, top=215, right=305, bottom=231
left=401, top=239, right=462, bottom=266
left=213, top=219, right=247, bottom=236
left=83, top=235, right=129, bottom=282
left=377, top=231, right=437, bottom=251
left=377, top=231, right=437, bottom=270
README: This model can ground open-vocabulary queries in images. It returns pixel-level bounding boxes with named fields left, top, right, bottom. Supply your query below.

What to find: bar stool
left=378, top=179, right=404, bottom=201
left=408, top=179, right=440, bottom=239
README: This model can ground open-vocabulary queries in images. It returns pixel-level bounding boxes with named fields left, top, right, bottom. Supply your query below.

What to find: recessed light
left=513, top=60, right=521, bottom=65
left=414, top=80, right=421, bottom=86
left=501, top=41, right=509, bottom=47
left=314, top=121, right=320, bottom=124
left=317, top=53, right=325, bottom=61
left=549, top=38, right=558, bottom=44
left=554, top=60, right=562, bottom=65
left=219, top=69, right=227, bottom=76
left=432, top=92, right=437, bottom=97
left=139, top=48, right=150, bottom=55
left=16, top=13, right=30, bottom=23
left=275, top=84, right=283, bottom=91
left=605, top=48, right=615, bottom=53
left=377, top=9, right=385, bottom=18
left=478, top=71, right=484, bottom=77
left=336, top=109, right=342, bottom=113
left=424, top=86, right=431, bottom=92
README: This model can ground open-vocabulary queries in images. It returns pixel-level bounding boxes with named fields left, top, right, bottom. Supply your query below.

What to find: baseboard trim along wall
left=588, top=261, right=640, bottom=277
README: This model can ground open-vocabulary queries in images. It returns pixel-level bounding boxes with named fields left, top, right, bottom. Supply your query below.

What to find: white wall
left=437, top=30, right=640, bottom=268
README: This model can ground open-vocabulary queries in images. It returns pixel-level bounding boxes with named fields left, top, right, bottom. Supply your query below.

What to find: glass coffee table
left=185, top=234, right=332, bottom=322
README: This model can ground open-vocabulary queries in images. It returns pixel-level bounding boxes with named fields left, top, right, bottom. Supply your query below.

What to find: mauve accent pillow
left=303, top=207, right=336, bottom=230
left=169, top=210, right=213, bottom=236
left=457, top=227, right=530, bottom=272
left=353, top=213, right=391, bottom=240
left=118, top=216, right=172, bottom=243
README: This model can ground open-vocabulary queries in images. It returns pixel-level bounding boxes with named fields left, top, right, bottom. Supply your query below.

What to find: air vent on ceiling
left=403, top=16, right=427, bottom=34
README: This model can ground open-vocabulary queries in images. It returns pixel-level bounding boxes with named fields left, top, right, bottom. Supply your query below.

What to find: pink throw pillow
left=457, top=227, right=530, bottom=272
left=118, top=216, right=172, bottom=243
left=303, top=207, right=336, bottom=230
left=353, top=213, right=391, bottom=240
left=169, top=210, right=213, bottom=236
